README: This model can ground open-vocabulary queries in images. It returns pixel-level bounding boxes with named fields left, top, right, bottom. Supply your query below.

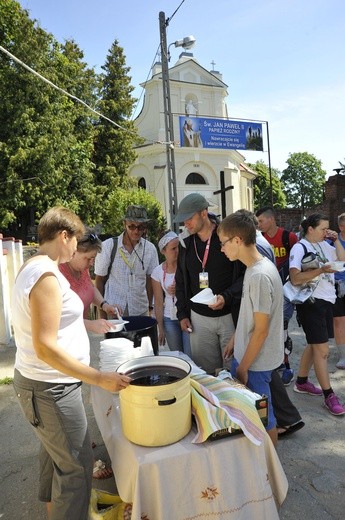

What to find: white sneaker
left=336, top=358, right=345, bottom=369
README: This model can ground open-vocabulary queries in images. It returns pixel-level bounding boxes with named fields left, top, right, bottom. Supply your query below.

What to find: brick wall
left=275, top=173, right=345, bottom=232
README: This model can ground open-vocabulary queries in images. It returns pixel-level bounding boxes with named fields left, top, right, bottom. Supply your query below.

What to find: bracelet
left=100, top=300, right=108, bottom=310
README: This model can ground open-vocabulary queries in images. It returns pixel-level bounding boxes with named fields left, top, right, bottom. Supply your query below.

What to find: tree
left=93, top=40, right=141, bottom=196
left=280, top=152, right=326, bottom=214
left=104, top=188, right=167, bottom=249
left=249, top=161, right=286, bottom=209
left=0, top=0, right=99, bottom=237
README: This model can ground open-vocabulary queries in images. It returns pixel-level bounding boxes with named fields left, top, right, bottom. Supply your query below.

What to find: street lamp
left=159, top=11, right=196, bottom=231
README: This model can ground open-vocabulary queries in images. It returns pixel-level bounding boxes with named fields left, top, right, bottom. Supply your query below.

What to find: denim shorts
left=231, top=358, right=275, bottom=431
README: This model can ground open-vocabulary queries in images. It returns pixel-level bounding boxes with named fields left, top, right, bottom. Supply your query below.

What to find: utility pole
left=159, top=11, right=178, bottom=232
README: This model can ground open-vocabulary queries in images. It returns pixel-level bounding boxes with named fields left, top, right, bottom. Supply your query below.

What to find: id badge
left=199, top=271, right=209, bottom=289
left=170, top=305, right=178, bottom=320
left=129, top=272, right=136, bottom=288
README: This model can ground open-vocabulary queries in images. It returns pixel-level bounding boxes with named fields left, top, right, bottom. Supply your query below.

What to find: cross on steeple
left=211, top=60, right=216, bottom=71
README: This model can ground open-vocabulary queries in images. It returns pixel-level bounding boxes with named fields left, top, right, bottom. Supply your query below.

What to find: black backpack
left=278, top=229, right=293, bottom=283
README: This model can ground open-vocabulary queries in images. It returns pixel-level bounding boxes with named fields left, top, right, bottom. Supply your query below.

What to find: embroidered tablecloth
left=91, top=386, right=288, bottom=520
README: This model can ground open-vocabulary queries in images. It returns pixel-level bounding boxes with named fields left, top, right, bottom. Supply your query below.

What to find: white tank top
left=12, top=256, right=90, bottom=383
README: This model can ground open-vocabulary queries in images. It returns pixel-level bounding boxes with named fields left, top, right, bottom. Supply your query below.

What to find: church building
left=129, top=52, right=257, bottom=226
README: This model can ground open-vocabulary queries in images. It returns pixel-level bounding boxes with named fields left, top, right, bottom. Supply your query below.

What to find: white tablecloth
left=91, top=386, right=288, bottom=520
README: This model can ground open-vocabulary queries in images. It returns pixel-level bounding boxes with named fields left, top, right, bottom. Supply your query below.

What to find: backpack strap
left=105, top=237, right=118, bottom=284
left=282, top=229, right=292, bottom=254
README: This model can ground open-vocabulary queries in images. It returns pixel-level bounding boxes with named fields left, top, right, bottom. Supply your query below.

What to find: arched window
left=138, top=177, right=146, bottom=189
left=186, top=172, right=207, bottom=184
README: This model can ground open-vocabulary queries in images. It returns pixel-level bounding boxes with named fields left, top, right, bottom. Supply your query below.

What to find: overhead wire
left=0, top=0, right=190, bottom=144
left=0, top=44, right=139, bottom=137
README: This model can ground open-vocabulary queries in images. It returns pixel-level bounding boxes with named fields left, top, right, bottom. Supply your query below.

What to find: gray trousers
left=190, top=310, right=235, bottom=375
left=13, top=369, right=93, bottom=520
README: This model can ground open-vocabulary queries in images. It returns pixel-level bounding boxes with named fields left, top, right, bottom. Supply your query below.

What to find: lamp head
left=174, top=35, right=196, bottom=50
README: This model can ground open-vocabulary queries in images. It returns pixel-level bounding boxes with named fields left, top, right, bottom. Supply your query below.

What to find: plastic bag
left=283, top=281, right=314, bottom=304
left=88, top=489, right=131, bottom=520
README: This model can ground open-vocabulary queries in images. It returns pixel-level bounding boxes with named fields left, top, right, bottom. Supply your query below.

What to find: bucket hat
left=123, top=205, right=151, bottom=223
left=173, top=193, right=209, bottom=223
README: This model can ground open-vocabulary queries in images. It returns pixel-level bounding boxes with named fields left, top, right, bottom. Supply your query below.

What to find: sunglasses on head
left=79, top=233, right=98, bottom=244
left=127, top=224, right=146, bottom=232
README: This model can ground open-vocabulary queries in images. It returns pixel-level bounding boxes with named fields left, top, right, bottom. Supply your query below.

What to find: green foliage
left=0, top=0, right=101, bottom=235
left=249, top=161, right=286, bottom=209
left=280, top=152, right=326, bottom=213
left=93, top=40, right=142, bottom=198
left=0, top=376, right=13, bottom=385
left=0, top=2, right=148, bottom=240
left=104, top=188, right=167, bottom=248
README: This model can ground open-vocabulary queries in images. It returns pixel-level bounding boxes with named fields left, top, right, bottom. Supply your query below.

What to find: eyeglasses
left=79, top=233, right=98, bottom=244
left=220, top=237, right=235, bottom=248
left=127, top=224, right=147, bottom=232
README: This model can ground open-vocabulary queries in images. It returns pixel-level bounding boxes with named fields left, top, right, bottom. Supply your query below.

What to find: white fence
left=0, top=234, right=23, bottom=345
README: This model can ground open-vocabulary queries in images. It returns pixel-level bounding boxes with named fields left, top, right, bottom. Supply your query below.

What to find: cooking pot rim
left=116, top=355, right=191, bottom=378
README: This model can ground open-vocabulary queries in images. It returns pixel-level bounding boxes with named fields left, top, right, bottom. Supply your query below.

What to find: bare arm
left=334, top=238, right=345, bottom=261
left=30, top=274, right=130, bottom=392
left=236, top=312, right=269, bottom=385
left=289, top=265, right=336, bottom=286
left=95, top=274, right=106, bottom=297
left=152, top=278, right=165, bottom=345
left=146, top=275, right=154, bottom=310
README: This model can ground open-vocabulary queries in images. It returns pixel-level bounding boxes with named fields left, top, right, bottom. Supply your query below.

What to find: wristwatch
left=100, top=300, right=108, bottom=310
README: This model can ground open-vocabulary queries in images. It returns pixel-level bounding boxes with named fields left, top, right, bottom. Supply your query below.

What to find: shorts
left=333, top=296, right=345, bottom=317
left=231, top=358, right=275, bottom=431
left=296, top=298, right=334, bottom=343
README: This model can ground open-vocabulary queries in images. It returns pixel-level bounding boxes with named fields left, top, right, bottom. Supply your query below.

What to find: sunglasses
left=79, top=233, right=98, bottom=244
left=127, top=224, right=147, bottom=232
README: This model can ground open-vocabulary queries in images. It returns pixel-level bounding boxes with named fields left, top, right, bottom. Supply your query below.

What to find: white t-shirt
left=12, top=256, right=90, bottom=383
left=289, top=239, right=337, bottom=303
left=151, top=263, right=177, bottom=319
left=234, top=257, right=284, bottom=371
left=94, top=233, right=159, bottom=315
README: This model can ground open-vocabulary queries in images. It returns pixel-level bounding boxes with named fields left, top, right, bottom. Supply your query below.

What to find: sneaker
left=336, top=358, right=345, bottom=370
left=324, top=393, right=345, bottom=416
left=282, top=368, right=294, bottom=386
left=293, top=381, right=323, bottom=396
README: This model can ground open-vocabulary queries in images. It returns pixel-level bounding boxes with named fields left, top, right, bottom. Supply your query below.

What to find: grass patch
left=0, top=376, right=13, bottom=385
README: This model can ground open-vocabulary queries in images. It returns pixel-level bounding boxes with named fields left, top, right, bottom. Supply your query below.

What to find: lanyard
left=162, top=263, right=175, bottom=303
left=119, top=248, right=136, bottom=271
left=306, top=240, right=328, bottom=263
left=193, top=234, right=212, bottom=271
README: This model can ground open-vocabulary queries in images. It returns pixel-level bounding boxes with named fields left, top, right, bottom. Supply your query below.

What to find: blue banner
left=179, top=116, right=263, bottom=151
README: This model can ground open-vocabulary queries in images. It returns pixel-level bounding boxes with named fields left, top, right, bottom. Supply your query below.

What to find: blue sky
left=18, top=0, right=345, bottom=176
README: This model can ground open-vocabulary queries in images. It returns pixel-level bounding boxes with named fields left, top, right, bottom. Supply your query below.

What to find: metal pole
left=159, top=11, right=178, bottom=232
left=266, top=121, right=274, bottom=207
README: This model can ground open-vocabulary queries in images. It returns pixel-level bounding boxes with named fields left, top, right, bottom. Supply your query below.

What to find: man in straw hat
left=95, top=205, right=158, bottom=316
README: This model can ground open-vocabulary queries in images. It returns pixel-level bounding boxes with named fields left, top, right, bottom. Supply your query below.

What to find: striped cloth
left=190, top=374, right=266, bottom=446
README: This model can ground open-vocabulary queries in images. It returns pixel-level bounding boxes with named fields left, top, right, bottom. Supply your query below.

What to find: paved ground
left=1, top=312, right=345, bottom=519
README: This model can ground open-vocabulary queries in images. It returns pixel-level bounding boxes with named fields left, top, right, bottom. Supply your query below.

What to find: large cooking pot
left=117, top=356, right=192, bottom=447
left=105, top=316, right=159, bottom=355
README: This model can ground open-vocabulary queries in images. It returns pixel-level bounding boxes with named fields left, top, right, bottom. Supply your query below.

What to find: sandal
left=93, top=459, right=113, bottom=480
left=277, top=421, right=305, bottom=438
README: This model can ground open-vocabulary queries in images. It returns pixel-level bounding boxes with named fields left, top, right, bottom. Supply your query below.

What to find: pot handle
left=156, top=397, right=177, bottom=406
